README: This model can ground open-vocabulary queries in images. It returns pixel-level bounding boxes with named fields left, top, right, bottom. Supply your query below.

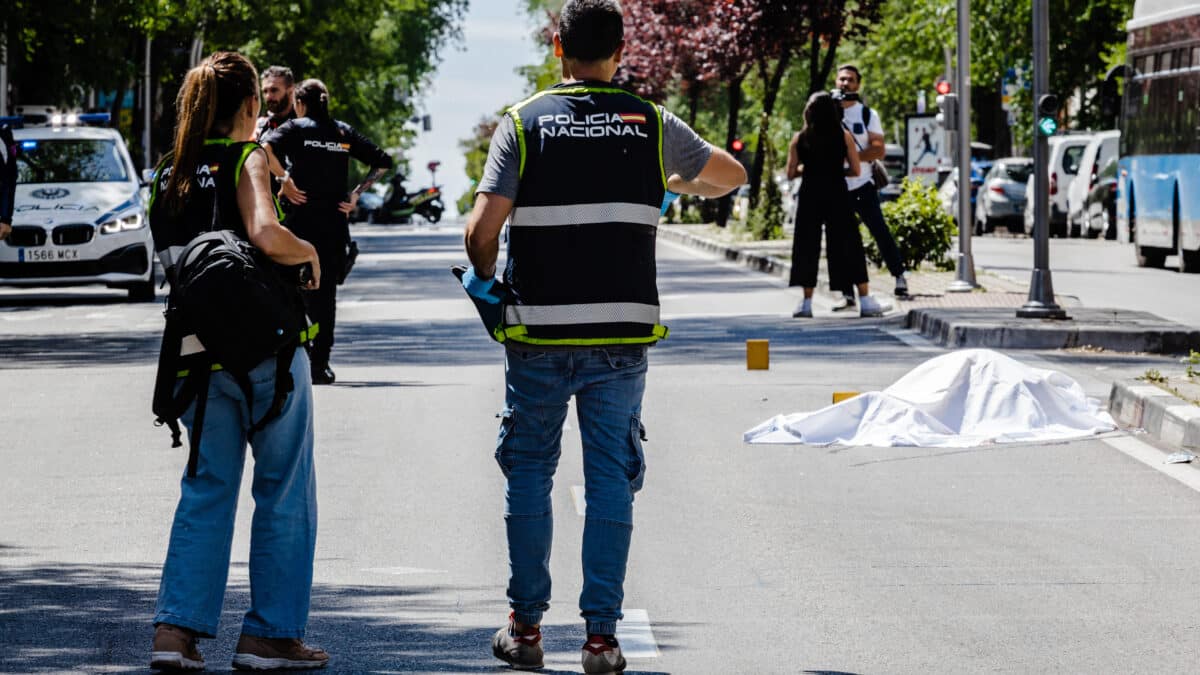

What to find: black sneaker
left=831, top=294, right=856, bottom=311
left=894, top=274, right=910, bottom=297
left=581, top=634, right=626, bottom=674
left=311, top=365, right=336, bottom=385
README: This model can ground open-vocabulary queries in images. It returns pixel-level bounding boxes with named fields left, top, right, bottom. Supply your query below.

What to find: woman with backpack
left=785, top=91, right=883, bottom=319
left=147, top=51, right=330, bottom=671
left=260, top=79, right=393, bottom=385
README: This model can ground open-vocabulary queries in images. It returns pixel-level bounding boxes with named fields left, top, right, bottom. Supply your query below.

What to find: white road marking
left=882, top=327, right=942, bottom=353
left=360, top=566, right=447, bottom=575
left=571, top=486, right=586, bottom=516
left=1103, top=435, right=1200, bottom=494
left=615, top=609, right=660, bottom=659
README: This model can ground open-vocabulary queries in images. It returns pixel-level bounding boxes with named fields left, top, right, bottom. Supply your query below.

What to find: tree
left=456, top=115, right=499, bottom=215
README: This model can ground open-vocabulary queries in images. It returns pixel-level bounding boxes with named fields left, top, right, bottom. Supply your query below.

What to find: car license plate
left=20, top=248, right=80, bottom=262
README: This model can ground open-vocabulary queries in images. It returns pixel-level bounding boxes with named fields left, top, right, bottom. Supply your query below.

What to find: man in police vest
left=462, top=1, right=745, bottom=672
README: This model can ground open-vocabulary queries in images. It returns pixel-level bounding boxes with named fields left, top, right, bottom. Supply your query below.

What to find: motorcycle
left=368, top=161, right=445, bottom=225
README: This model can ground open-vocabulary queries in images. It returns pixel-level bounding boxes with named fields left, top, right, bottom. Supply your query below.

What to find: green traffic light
left=1037, top=117, right=1058, bottom=136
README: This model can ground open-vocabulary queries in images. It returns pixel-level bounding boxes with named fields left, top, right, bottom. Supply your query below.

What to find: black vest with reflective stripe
left=502, top=82, right=668, bottom=346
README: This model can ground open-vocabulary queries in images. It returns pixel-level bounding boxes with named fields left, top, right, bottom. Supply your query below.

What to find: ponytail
left=295, top=78, right=332, bottom=123
left=163, top=52, right=259, bottom=212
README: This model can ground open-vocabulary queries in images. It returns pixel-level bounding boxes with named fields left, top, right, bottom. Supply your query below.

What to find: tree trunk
left=716, top=76, right=744, bottom=227
left=748, top=51, right=791, bottom=209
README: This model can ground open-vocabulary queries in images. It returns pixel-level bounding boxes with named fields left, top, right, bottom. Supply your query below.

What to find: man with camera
left=834, top=65, right=908, bottom=304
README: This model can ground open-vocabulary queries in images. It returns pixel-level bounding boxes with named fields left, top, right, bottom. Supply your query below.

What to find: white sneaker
left=859, top=295, right=885, bottom=317
left=792, top=298, right=813, bottom=318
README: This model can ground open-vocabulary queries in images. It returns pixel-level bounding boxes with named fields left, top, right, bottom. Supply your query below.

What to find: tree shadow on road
left=0, top=558, right=670, bottom=673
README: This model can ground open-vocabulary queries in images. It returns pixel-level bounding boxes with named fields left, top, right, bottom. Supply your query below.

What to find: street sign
left=1037, top=116, right=1058, bottom=136
left=905, top=114, right=950, bottom=188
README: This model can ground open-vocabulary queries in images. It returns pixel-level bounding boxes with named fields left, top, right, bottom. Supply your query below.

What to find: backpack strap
left=863, top=105, right=872, bottom=128
left=248, top=342, right=298, bottom=441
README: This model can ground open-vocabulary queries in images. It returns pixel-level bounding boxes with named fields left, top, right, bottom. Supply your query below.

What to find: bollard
left=832, top=391, right=860, bottom=404
left=746, top=339, right=769, bottom=370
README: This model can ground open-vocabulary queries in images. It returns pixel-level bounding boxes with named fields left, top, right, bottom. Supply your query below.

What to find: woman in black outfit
left=785, top=91, right=882, bottom=318
left=262, top=79, right=393, bottom=384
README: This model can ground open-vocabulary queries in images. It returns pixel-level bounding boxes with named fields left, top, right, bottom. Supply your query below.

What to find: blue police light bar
left=21, top=141, right=38, bottom=151
left=77, top=113, right=112, bottom=126
left=0, top=115, right=23, bottom=129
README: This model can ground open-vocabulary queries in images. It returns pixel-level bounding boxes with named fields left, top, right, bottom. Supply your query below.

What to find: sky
left=404, top=1, right=546, bottom=215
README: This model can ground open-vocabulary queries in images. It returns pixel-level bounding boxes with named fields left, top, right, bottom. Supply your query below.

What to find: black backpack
left=152, top=147, right=309, bottom=477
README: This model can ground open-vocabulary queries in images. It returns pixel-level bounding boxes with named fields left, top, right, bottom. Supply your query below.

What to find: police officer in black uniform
left=253, top=65, right=298, bottom=202
left=261, top=78, right=392, bottom=384
left=0, top=122, right=17, bottom=241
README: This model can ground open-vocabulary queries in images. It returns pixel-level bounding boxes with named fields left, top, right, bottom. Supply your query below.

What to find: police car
left=0, top=113, right=155, bottom=300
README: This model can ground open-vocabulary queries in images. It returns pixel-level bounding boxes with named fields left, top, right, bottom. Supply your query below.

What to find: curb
left=906, top=307, right=1200, bottom=353
left=657, top=225, right=792, bottom=280
left=1109, top=379, right=1200, bottom=450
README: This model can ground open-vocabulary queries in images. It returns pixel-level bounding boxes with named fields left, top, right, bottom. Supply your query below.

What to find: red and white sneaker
left=582, top=634, right=626, bottom=674
left=491, top=612, right=543, bottom=670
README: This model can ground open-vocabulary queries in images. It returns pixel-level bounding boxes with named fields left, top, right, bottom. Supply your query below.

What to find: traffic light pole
left=1017, top=0, right=1068, bottom=318
left=947, top=0, right=977, bottom=292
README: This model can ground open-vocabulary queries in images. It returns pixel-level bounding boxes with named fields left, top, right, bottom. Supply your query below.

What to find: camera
left=830, top=89, right=861, bottom=102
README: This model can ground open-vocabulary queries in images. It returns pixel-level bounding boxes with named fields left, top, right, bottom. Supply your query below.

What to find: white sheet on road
left=744, top=349, right=1117, bottom=447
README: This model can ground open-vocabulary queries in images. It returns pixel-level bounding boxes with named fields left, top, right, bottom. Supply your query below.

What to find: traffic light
left=935, top=78, right=952, bottom=96
left=730, top=138, right=745, bottom=154
left=1036, top=94, right=1059, bottom=136
left=936, top=92, right=958, bottom=130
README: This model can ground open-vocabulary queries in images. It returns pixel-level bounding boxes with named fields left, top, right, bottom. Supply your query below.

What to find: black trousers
left=833, top=183, right=905, bottom=294
left=789, top=186, right=868, bottom=289
left=286, top=206, right=347, bottom=367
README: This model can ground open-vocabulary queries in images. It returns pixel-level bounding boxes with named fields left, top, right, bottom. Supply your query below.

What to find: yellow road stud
left=832, top=391, right=860, bottom=404
left=746, top=339, right=769, bottom=370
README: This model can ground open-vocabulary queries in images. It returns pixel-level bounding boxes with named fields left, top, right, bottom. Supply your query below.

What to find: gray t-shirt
left=476, top=106, right=712, bottom=199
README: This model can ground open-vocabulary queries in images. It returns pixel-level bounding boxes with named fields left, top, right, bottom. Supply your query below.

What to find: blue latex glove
left=660, top=190, right=680, bottom=216
left=461, top=266, right=500, bottom=304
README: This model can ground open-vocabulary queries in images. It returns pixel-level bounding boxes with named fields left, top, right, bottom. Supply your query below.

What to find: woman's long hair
left=295, top=79, right=333, bottom=124
left=797, top=91, right=843, bottom=148
left=164, top=51, right=258, bottom=212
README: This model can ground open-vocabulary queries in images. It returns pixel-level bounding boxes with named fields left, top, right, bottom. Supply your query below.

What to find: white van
left=1023, top=134, right=1092, bottom=237
left=1067, top=130, right=1120, bottom=238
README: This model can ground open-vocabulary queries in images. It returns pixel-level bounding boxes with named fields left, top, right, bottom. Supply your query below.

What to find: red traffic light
left=731, top=138, right=745, bottom=152
left=935, top=79, right=952, bottom=96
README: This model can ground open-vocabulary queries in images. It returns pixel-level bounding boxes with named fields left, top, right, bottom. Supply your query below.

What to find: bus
left=1117, top=0, right=1200, bottom=271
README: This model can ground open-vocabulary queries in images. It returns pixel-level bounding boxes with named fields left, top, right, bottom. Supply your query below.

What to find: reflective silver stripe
left=505, top=302, right=660, bottom=326
left=509, top=202, right=660, bottom=227
left=158, top=245, right=185, bottom=271
left=180, top=334, right=205, bottom=357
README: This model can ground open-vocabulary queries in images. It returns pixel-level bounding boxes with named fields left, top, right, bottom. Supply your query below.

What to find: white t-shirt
left=842, top=102, right=884, bottom=191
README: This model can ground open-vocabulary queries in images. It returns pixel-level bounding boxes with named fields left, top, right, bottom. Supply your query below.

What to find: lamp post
left=947, top=0, right=977, bottom=292
left=1017, top=0, right=1068, bottom=318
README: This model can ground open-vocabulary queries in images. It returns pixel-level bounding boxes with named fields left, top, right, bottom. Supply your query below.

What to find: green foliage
left=1141, top=368, right=1167, bottom=384
left=1186, top=350, right=1200, bottom=380
left=747, top=141, right=785, bottom=240
left=456, top=115, right=499, bottom=215
left=864, top=179, right=956, bottom=271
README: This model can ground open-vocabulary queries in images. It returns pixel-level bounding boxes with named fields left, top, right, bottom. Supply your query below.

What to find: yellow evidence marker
left=832, top=391, right=860, bottom=404
left=746, top=339, right=769, bottom=370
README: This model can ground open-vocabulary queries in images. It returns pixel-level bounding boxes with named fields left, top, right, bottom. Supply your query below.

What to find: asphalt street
left=3, top=222, right=1200, bottom=673
left=968, top=235, right=1200, bottom=329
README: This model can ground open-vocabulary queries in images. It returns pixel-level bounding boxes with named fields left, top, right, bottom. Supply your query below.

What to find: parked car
left=1084, top=155, right=1119, bottom=240
left=1067, top=130, right=1119, bottom=238
left=0, top=119, right=156, bottom=300
left=1022, top=134, right=1092, bottom=237
left=937, top=159, right=992, bottom=225
left=974, top=157, right=1033, bottom=234
left=878, top=143, right=905, bottom=202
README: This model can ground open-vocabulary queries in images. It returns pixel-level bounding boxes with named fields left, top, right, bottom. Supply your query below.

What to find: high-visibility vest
left=499, top=82, right=669, bottom=346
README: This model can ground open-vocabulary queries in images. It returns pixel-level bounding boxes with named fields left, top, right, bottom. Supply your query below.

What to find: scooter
left=369, top=161, right=445, bottom=225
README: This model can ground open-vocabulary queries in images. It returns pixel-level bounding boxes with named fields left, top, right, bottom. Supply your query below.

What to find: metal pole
left=1017, top=0, right=1067, bottom=318
left=143, top=37, right=152, bottom=170
left=947, top=0, right=977, bottom=291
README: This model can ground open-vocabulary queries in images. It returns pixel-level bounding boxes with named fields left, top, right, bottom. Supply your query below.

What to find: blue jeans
left=497, top=345, right=648, bottom=636
left=155, top=349, right=318, bottom=639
